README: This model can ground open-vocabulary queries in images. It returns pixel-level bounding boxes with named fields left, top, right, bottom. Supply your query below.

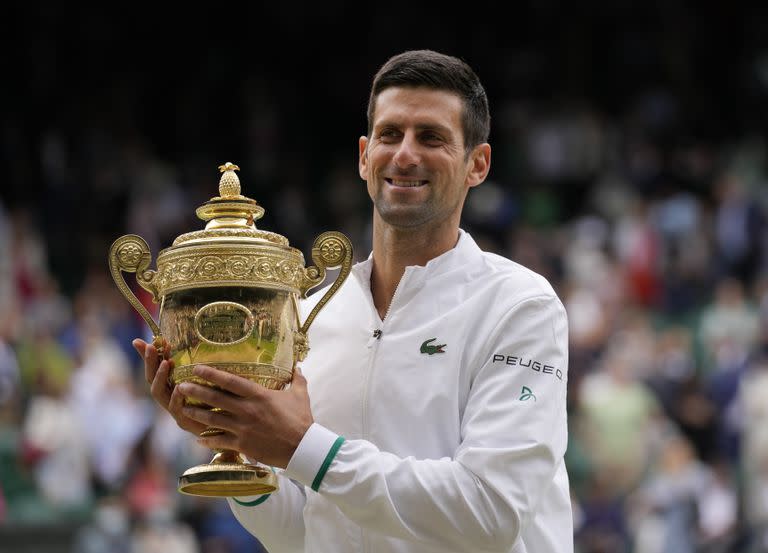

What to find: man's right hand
left=132, top=338, right=208, bottom=436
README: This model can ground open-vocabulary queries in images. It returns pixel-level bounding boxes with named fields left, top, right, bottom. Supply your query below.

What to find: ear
left=465, top=143, right=491, bottom=189
left=358, top=136, right=369, bottom=181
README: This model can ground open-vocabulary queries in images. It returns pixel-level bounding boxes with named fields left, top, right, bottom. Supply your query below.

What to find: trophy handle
left=108, top=234, right=163, bottom=346
left=299, top=231, right=353, bottom=336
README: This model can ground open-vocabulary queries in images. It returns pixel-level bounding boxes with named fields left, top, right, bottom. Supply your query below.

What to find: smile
left=386, top=178, right=427, bottom=187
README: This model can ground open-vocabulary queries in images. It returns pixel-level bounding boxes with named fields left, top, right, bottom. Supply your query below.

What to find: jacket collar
left=351, top=228, right=484, bottom=293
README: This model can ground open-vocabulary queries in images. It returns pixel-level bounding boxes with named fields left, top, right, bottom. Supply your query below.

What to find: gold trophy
left=108, top=162, right=352, bottom=497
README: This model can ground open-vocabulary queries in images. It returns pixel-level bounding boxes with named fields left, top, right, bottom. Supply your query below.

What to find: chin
left=375, top=205, right=434, bottom=228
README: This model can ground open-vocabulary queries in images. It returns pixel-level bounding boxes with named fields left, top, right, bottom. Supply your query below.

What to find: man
left=135, top=49, right=573, bottom=552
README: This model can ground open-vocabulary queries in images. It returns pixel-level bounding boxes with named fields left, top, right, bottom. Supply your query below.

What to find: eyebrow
left=374, top=120, right=455, bottom=136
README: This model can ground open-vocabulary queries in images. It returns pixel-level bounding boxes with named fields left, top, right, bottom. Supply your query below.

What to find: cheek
left=364, top=150, right=389, bottom=183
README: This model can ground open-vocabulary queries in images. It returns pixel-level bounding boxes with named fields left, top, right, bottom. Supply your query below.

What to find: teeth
left=390, top=180, right=424, bottom=187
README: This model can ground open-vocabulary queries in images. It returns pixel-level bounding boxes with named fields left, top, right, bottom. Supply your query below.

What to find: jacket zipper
left=363, top=273, right=407, bottom=435
left=362, top=270, right=408, bottom=553
left=370, top=268, right=407, bottom=340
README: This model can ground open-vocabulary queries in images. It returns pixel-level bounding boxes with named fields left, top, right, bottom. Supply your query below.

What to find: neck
left=369, top=216, right=460, bottom=319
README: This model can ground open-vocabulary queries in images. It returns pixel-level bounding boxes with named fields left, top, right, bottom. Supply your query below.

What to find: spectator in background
left=72, top=496, right=132, bottom=553
left=629, top=433, right=738, bottom=553
left=21, top=367, right=91, bottom=513
left=713, top=170, right=767, bottom=288
left=739, top=322, right=768, bottom=549
left=575, top=331, right=664, bottom=497
left=699, top=277, right=760, bottom=375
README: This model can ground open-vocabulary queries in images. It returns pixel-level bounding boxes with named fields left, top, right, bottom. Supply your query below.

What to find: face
left=359, top=87, right=490, bottom=230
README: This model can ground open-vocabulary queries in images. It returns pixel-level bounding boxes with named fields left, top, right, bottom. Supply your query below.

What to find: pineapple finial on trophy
left=217, top=162, right=241, bottom=198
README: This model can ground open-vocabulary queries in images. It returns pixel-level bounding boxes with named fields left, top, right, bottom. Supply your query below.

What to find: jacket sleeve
left=226, top=469, right=307, bottom=552
left=282, top=295, right=570, bottom=551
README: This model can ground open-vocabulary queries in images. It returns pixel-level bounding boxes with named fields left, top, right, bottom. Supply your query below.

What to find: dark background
left=3, top=3, right=768, bottom=293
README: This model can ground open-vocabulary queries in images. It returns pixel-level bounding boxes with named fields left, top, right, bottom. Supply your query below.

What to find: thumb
left=290, top=366, right=308, bottom=393
left=132, top=339, right=146, bottom=358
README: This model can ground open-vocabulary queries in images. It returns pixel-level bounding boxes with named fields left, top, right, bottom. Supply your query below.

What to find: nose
left=392, top=133, right=419, bottom=169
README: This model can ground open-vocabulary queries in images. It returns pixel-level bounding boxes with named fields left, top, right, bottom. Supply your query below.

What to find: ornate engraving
left=173, top=228, right=289, bottom=246
left=117, top=240, right=144, bottom=269
left=319, top=237, right=345, bottom=265
left=294, top=332, right=310, bottom=362
left=153, top=248, right=306, bottom=296
left=173, top=363, right=292, bottom=392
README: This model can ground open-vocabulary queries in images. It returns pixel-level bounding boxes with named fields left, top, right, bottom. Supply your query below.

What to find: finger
left=182, top=405, right=238, bottom=434
left=133, top=339, right=147, bottom=359
left=290, top=366, right=308, bottom=393
left=145, top=343, right=160, bottom=385
left=150, top=359, right=173, bottom=407
left=169, top=386, right=208, bottom=435
left=197, top=433, right=237, bottom=453
left=192, top=365, right=261, bottom=397
left=177, top=382, right=243, bottom=414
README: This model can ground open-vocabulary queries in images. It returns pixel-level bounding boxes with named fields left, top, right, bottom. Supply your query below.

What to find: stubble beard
left=373, top=190, right=438, bottom=229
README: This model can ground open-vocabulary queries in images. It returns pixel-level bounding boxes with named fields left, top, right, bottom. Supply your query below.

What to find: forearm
left=283, top=424, right=563, bottom=551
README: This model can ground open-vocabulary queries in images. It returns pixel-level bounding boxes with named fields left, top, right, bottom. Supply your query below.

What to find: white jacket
left=229, top=230, right=573, bottom=552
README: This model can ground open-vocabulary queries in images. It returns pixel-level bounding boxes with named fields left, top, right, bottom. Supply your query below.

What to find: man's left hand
left=177, top=365, right=313, bottom=468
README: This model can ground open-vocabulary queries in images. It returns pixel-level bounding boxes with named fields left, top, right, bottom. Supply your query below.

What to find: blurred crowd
left=3, top=9, right=768, bottom=552
left=2, top=93, right=767, bottom=553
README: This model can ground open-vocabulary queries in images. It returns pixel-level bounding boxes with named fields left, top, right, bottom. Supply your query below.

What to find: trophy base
left=178, top=452, right=278, bottom=497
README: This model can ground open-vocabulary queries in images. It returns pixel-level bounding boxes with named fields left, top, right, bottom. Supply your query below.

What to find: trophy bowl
left=108, top=162, right=352, bottom=497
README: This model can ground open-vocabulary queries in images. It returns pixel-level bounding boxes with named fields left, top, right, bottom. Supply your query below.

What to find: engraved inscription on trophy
left=195, top=301, right=255, bottom=346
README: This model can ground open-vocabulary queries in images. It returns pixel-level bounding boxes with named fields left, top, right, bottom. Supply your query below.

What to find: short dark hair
left=366, top=50, right=491, bottom=152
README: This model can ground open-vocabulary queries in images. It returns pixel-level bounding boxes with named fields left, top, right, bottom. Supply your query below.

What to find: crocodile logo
left=420, top=338, right=446, bottom=355
left=420, top=338, right=445, bottom=355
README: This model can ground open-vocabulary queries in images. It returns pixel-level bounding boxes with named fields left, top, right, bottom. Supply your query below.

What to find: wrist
left=283, top=423, right=345, bottom=492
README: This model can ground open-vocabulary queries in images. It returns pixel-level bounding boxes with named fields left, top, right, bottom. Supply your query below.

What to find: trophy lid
left=170, top=162, right=289, bottom=248
left=109, top=162, right=344, bottom=310
left=143, top=162, right=313, bottom=297
left=112, top=161, right=348, bottom=313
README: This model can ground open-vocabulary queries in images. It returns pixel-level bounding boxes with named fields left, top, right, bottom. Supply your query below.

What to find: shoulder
left=475, top=249, right=561, bottom=307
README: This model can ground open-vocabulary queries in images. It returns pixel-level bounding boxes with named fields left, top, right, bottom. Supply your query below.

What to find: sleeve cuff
left=284, top=423, right=345, bottom=492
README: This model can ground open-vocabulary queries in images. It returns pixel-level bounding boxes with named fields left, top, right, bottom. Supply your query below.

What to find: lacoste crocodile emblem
left=420, top=338, right=446, bottom=355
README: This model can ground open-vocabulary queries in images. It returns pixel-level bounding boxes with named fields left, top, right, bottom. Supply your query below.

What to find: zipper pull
left=367, top=329, right=382, bottom=348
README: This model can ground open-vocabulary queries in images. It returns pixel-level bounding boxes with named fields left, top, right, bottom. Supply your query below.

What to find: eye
left=376, top=128, right=401, bottom=143
left=420, top=131, right=444, bottom=146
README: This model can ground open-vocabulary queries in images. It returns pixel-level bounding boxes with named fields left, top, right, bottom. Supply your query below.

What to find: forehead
left=372, top=87, right=463, bottom=131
